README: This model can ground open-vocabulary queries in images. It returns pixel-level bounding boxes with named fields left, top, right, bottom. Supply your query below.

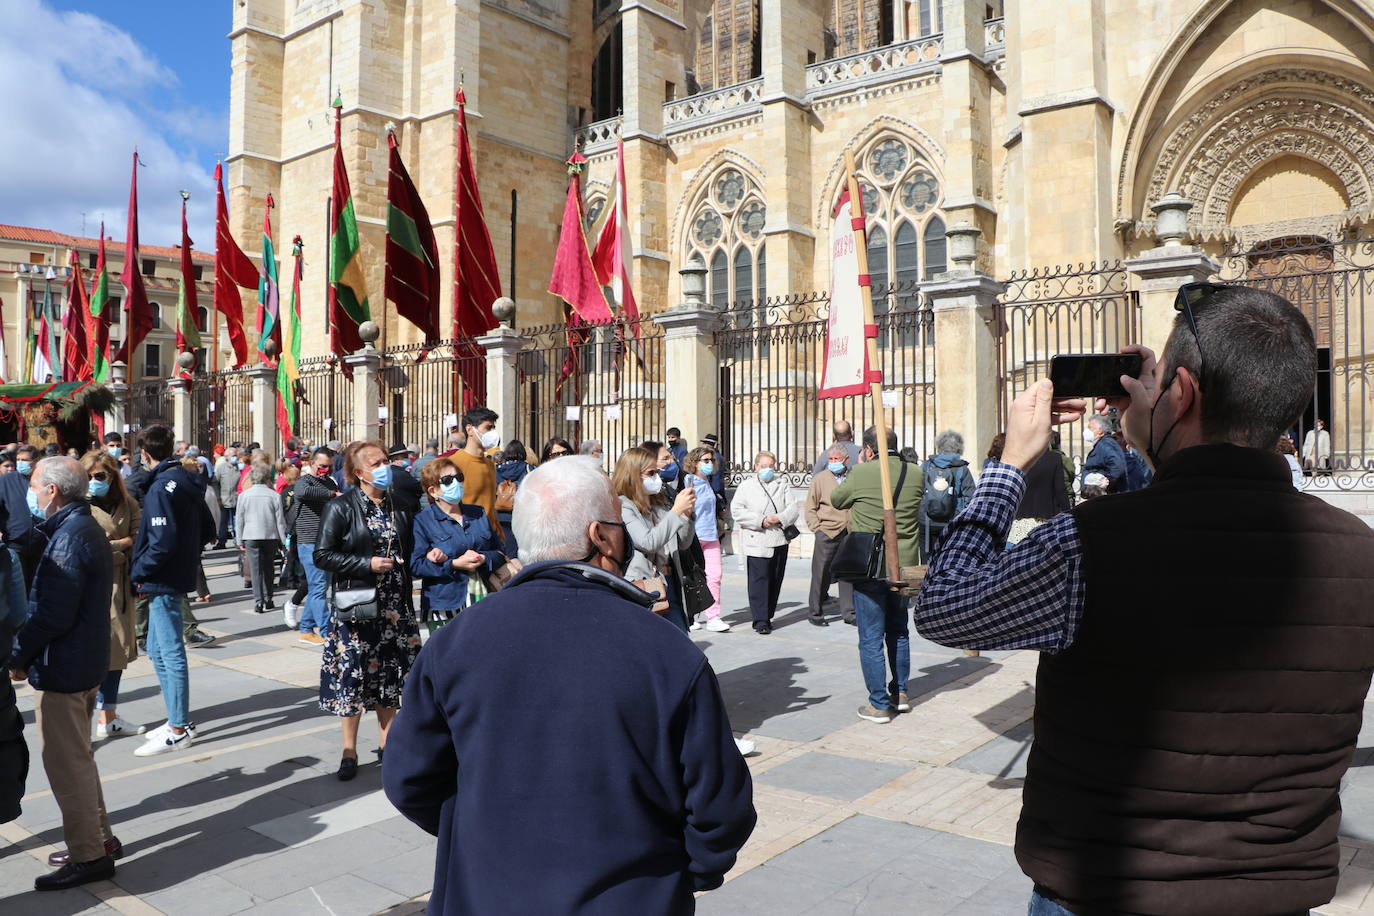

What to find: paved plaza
left=4, top=548, right=1374, bottom=914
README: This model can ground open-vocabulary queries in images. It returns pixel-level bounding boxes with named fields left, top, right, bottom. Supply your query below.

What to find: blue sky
left=0, top=0, right=231, bottom=249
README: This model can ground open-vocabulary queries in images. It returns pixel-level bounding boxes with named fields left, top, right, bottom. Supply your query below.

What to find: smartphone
left=1049, top=353, right=1143, bottom=397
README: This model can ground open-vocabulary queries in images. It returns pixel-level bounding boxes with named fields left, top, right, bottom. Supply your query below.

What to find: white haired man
left=384, top=456, right=755, bottom=915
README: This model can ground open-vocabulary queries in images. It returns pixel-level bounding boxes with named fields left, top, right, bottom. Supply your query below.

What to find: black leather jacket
left=314, top=488, right=416, bottom=591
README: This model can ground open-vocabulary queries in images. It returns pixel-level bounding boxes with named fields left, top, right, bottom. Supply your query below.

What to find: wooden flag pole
left=843, top=150, right=901, bottom=584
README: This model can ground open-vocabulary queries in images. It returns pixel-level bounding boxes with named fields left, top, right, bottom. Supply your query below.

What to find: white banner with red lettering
left=819, top=186, right=875, bottom=398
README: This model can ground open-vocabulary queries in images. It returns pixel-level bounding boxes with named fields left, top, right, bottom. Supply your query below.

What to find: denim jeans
left=96, top=670, right=122, bottom=710
left=853, top=580, right=910, bottom=710
left=297, top=543, right=331, bottom=634
left=146, top=593, right=190, bottom=728
left=1028, top=890, right=1075, bottom=915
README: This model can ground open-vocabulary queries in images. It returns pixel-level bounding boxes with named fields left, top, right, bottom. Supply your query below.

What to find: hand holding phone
left=1049, top=353, right=1145, bottom=398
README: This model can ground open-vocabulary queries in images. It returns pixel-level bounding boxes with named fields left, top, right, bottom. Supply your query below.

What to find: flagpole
left=843, top=150, right=901, bottom=584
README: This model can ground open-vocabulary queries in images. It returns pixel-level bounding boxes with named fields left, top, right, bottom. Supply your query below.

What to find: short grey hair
left=754, top=451, right=777, bottom=467
left=249, top=463, right=274, bottom=485
left=579, top=439, right=603, bottom=455
left=1087, top=415, right=1112, bottom=434
left=826, top=443, right=849, bottom=459
left=513, top=456, right=619, bottom=564
left=33, top=456, right=87, bottom=499
left=186, top=445, right=201, bottom=457
left=934, top=429, right=964, bottom=455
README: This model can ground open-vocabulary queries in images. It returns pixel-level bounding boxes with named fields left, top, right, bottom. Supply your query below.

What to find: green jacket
left=830, top=455, right=925, bottom=567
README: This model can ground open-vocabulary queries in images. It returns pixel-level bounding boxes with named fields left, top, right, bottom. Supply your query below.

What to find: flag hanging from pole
left=548, top=153, right=613, bottom=324
left=818, top=185, right=876, bottom=399
left=43, top=273, right=62, bottom=383
left=385, top=128, right=439, bottom=349
left=176, top=194, right=203, bottom=366
left=114, top=151, right=151, bottom=367
left=276, top=236, right=303, bottom=443
left=0, top=297, right=9, bottom=384
left=257, top=194, right=282, bottom=363
left=62, top=252, right=92, bottom=382
left=89, top=226, right=113, bottom=381
left=31, top=292, right=53, bottom=384
left=591, top=136, right=640, bottom=324
left=330, top=96, right=372, bottom=357
left=452, top=88, right=501, bottom=343
left=214, top=162, right=257, bottom=367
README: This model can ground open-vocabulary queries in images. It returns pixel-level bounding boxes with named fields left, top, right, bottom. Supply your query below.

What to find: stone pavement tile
left=191, top=639, right=279, bottom=660
left=0, top=847, right=107, bottom=915
left=1337, top=781, right=1374, bottom=844
left=813, top=869, right=967, bottom=915
left=950, top=718, right=1033, bottom=781
left=350, top=846, right=439, bottom=899
left=240, top=873, right=406, bottom=916
left=1325, top=863, right=1374, bottom=912
left=111, top=826, right=288, bottom=896
left=206, top=646, right=327, bottom=690
left=250, top=788, right=400, bottom=847
left=215, top=825, right=412, bottom=901
left=755, top=751, right=907, bottom=803
left=696, top=863, right=844, bottom=915
left=138, top=873, right=259, bottom=916
left=371, top=814, right=437, bottom=848
left=761, top=817, right=917, bottom=888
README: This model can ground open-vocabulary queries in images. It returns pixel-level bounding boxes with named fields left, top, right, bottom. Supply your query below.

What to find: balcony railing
left=986, top=18, right=1005, bottom=56
left=574, top=117, right=619, bottom=155
left=805, top=35, right=944, bottom=101
left=662, top=78, right=764, bottom=135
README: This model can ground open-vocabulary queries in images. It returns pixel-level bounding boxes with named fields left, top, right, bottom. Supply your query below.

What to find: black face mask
left=1146, top=374, right=1181, bottom=469
left=582, top=520, right=633, bottom=576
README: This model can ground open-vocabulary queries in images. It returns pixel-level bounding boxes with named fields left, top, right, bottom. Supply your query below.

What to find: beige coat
left=803, top=469, right=851, bottom=539
left=730, top=475, right=800, bottom=557
left=91, top=494, right=141, bottom=670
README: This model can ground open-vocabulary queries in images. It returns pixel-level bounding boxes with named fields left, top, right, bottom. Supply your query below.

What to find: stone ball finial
left=176, top=350, right=197, bottom=372
left=358, top=321, right=381, bottom=345
left=261, top=338, right=279, bottom=358
left=492, top=297, right=516, bottom=328
left=111, top=361, right=128, bottom=384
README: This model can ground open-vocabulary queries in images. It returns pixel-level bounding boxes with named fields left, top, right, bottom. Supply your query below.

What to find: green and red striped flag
left=384, top=128, right=439, bottom=348
left=176, top=194, right=202, bottom=365
left=275, top=236, right=303, bottom=443
left=62, top=251, right=92, bottom=381
left=329, top=96, right=371, bottom=356
left=88, top=225, right=112, bottom=381
left=257, top=194, right=281, bottom=363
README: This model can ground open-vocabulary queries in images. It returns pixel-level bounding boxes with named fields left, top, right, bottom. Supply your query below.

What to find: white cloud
left=0, top=0, right=218, bottom=251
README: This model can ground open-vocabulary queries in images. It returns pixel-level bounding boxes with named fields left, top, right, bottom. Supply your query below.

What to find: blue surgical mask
left=88, top=479, right=111, bottom=499
left=26, top=488, right=46, bottom=519
left=368, top=464, right=392, bottom=490
left=107, top=446, right=122, bottom=459
left=660, top=461, right=680, bottom=483
left=828, top=461, right=846, bottom=476
left=439, top=480, right=464, bottom=505
left=758, top=467, right=777, bottom=483
left=698, top=462, right=716, bottom=477
left=16, top=461, right=31, bottom=476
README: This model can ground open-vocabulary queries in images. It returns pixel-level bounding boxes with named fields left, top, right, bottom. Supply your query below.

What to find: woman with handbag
left=729, top=452, right=800, bottom=635
left=314, top=440, right=420, bottom=781
left=683, top=447, right=729, bottom=633
left=411, top=457, right=505, bottom=633
left=613, top=446, right=696, bottom=632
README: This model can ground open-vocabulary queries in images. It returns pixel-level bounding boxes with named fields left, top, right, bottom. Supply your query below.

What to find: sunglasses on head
left=439, top=473, right=463, bottom=486
left=1171, top=282, right=1240, bottom=390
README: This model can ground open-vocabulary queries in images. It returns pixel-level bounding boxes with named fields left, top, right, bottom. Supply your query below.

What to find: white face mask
left=479, top=429, right=501, bottom=450
left=642, top=474, right=664, bottom=496
left=1084, top=428, right=1098, bottom=444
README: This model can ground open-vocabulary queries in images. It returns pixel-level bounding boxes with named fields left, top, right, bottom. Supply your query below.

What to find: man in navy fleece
left=384, top=455, right=755, bottom=915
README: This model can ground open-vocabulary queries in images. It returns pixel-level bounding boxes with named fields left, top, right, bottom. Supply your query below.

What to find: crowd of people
left=1, top=282, right=1371, bottom=914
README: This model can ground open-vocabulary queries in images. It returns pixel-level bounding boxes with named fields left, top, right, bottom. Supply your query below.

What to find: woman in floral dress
left=314, top=440, right=420, bottom=781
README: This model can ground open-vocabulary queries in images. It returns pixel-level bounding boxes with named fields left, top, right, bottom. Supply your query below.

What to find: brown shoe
left=297, top=632, right=326, bottom=647
left=48, top=836, right=122, bottom=867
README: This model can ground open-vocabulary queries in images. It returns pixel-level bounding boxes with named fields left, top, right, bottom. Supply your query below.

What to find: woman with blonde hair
left=730, top=451, right=799, bottom=635
left=613, top=445, right=695, bottom=632
left=81, top=450, right=146, bottom=739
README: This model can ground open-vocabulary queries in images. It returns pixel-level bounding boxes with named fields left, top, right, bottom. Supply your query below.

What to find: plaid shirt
left=913, top=462, right=1084, bottom=653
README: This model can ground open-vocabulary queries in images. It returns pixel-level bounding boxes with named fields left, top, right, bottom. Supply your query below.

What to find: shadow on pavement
left=716, top=656, right=829, bottom=734
left=906, top=654, right=1001, bottom=711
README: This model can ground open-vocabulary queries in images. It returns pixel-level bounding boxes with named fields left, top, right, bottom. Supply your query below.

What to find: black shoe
left=809, top=617, right=829, bottom=627
left=35, top=855, right=115, bottom=891
left=136, top=638, right=146, bottom=653
left=843, top=617, right=856, bottom=626
left=253, top=603, right=263, bottom=614
left=264, top=602, right=275, bottom=611
left=373, top=747, right=384, bottom=764
left=185, top=628, right=217, bottom=647
left=337, top=754, right=358, bottom=781
left=754, top=624, right=772, bottom=635
left=244, top=580, right=252, bottom=590
left=48, top=836, right=122, bottom=866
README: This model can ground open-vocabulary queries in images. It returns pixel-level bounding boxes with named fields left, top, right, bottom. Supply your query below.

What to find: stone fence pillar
left=477, top=326, right=528, bottom=430
left=1124, top=193, right=1219, bottom=357
left=108, top=362, right=129, bottom=437
left=168, top=378, right=192, bottom=444
left=653, top=258, right=723, bottom=446
left=246, top=366, right=278, bottom=450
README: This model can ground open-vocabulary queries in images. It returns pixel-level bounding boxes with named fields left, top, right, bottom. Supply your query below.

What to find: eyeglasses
left=438, top=473, right=462, bottom=486
left=549, top=449, right=568, bottom=458
left=90, top=471, right=109, bottom=482
left=1173, top=282, right=1239, bottom=390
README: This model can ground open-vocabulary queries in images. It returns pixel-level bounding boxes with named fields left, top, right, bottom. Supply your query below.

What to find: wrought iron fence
left=188, top=369, right=254, bottom=451
left=996, top=262, right=1140, bottom=472
left=294, top=356, right=346, bottom=447
left=379, top=339, right=487, bottom=451
left=715, top=284, right=937, bottom=487
left=514, top=317, right=665, bottom=462
left=128, top=379, right=169, bottom=431
left=1216, top=235, right=1374, bottom=481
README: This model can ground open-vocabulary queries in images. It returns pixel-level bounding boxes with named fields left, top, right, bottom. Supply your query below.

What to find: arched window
left=150, top=302, right=161, bottom=330
left=840, top=134, right=944, bottom=346
left=196, top=306, right=209, bottom=334
left=584, top=195, right=607, bottom=233
left=685, top=164, right=767, bottom=309
left=591, top=21, right=623, bottom=122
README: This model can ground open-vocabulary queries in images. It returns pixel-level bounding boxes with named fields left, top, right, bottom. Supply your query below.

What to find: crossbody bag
left=831, top=461, right=908, bottom=582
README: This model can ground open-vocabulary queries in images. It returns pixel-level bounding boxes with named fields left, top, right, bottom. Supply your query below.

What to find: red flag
left=62, top=252, right=92, bottom=382
left=385, top=130, right=440, bottom=345
left=176, top=195, right=202, bottom=376
left=548, top=153, right=613, bottom=323
left=591, top=137, right=640, bottom=323
left=114, top=151, right=151, bottom=366
left=452, top=88, right=501, bottom=341
left=214, top=161, right=257, bottom=367
left=329, top=97, right=370, bottom=358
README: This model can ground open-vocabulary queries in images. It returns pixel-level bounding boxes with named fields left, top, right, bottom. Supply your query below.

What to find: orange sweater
left=452, top=449, right=503, bottom=537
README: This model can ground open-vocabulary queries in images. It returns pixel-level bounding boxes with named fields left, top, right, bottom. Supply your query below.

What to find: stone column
left=923, top=226, right=1004, bottom=463
left=168, top=379, right=193, bottom=444
left=108, top=361, right=130, bottom=436
left=653, top=258, right=722, bottom=445
left=476, top=301, right=528, bottom=428
left=940, top=0, right=997, bottom=270
left=342, top=347, right=382, bottom=445
left=246, top=366, right=278, bottom=450
left=1124, top=193, right=1219, bottom=356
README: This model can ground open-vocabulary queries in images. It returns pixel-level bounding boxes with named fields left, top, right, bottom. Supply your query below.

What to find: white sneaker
left=95, top=717, right=146, bottom=740
left=705, top=618, right=731, bottom=633
left=134, top=725, right=194, bottom=757
left=283, top=601, right=300, bottom=629
left=734, top=737, right=757, bottom=756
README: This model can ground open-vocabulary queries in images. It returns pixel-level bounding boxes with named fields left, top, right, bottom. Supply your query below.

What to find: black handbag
left=331, top=584, right=380, bottom=623
left=765, top=491, right=801, bottom=542
left=675, top=538, right=714, bottom=618
left=832, top=462, right=908, bottom=583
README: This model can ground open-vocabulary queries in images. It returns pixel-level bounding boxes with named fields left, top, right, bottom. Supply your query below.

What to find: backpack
left=921, top=463, right=963, bottom=524
left=495, top=479, right=518, bottom=513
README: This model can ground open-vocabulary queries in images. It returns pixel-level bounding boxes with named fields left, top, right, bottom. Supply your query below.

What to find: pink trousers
left=700, top=539, right=722, bottom=620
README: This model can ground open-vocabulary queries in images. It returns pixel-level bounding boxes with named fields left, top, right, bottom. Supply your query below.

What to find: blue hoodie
left=130, top=459, right=217, bottom=595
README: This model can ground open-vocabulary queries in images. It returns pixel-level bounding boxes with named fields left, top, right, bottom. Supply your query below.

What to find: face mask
left=582, top=520, right=634, bottom=576
left=368, top=464, right=392, bottom=491
left=758, top=467, right=777, bottom=483
left=88, top=479, right=111, bottom=499
left=698, top=462, right=716, bottom=477
left=642, top=474, right=664, bottom=496
left=439, top=480, right=464, bottom=504
left=828, top=461, right=846, bottom=476
left=660, top=461, right=679, bottom=483
left=1146, top=375, right=1182, bottom=469
left=479, top=429, right=501, bottom=450
left=315, top=466, right=331, bottom=477
left=26, top=488, right=48, bottom=519
left=107, top=446, right=122, bottom=459
left=1083, top=428, right=1097, bottom=445
left=16, top=461, right=31, bottom=476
